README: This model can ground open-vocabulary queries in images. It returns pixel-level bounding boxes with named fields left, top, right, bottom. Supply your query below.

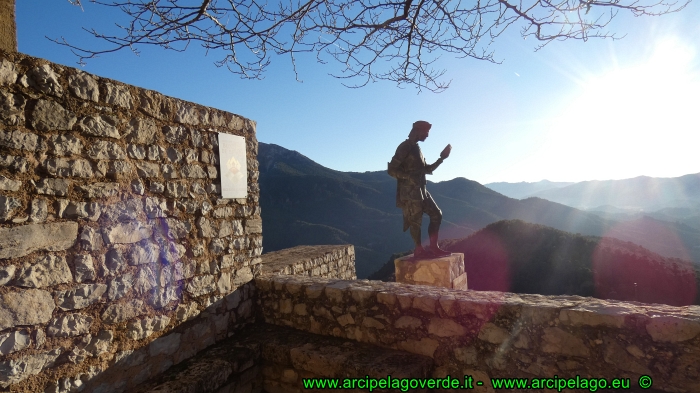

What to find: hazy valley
left=259, top=143, right=700, bottom=287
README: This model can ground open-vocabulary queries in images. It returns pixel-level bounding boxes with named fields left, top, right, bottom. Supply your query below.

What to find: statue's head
left=409, top=120, right=432, bottom=141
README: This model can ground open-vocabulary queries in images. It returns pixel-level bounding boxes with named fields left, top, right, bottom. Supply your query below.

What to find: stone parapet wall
left=257, top=275, right=700, bottom=392
left=0, top=51, right=261, bottom=392
left=259, top=245, right=355, bottom=279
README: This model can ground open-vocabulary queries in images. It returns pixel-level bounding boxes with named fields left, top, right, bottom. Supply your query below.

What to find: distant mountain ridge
left=529, top=174, right=700, bottom=211
left=258, top=143, right=700, bottom=277
left=485, top=180, right=575, bottom=199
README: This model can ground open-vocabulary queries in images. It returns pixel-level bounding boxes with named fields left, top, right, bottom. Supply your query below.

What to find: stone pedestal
left=395, top=253, right=467, bottom=290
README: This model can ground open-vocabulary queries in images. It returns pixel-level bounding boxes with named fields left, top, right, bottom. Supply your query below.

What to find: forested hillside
left=373, top=220, right=698, bottom=306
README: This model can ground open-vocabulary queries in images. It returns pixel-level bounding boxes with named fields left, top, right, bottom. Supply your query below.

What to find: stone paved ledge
left=259, top=245, right=355, bottom=279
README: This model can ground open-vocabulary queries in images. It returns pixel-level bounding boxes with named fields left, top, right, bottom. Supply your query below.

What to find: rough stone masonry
left=0, top=50, right=262, bottom=392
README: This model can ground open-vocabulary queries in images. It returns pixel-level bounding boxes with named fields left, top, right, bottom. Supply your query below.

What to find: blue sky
left=17, top=1, right=700, bottom=184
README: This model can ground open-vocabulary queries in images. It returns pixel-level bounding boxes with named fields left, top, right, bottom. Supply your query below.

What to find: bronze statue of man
left=388, top=121, right=451, bottom=258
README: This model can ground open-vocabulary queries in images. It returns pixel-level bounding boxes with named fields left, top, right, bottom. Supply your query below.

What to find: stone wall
left=258, top=275, right=700, bottom=392
left=259, top=245, right=356, bottom=279
left=0, top=51, right=262, bottom=392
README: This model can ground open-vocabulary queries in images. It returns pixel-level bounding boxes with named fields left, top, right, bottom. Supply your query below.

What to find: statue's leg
left=424, top=193, right=450, bottom=256
left=405, top=202, right=431, bottom=257
left=409, top=225, right=421, bottom=247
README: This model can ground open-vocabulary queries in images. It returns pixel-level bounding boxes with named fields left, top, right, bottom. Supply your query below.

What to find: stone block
left=100, top=248, right=127, bottom=276
left=43, top=157, right=94, bottom=178
left=181, top=164, right=207, bottom=178
left=130, top=240, right=160, bottom=265
left=165, top=147, right=183, bottom=163
left=196, top=216, right=217, bottom=238
left=0, top=128, right=38, bottom=151
left=47, top=313, right=93, bottom=337
left=126, top=315, right=170, bottom=340
left=394, top=253, right=466, bottom=290
left=245, top=218, right=262, bottom=234
left=127, top=143, right=147, bottom=160
left=164, top=125, right=188, bottom=144
left=102, top=198, right=143, bottom=223
left=452, top=272, right=468, bottom=290
left=48, top=134, right=83, bottom=156
left=213, top=206, right=233, bottom=218
left=187, top=275, right=217, bottom=297
left=101, top=299, right=146, bottom=324
left=68, top=71, right=99, bottom=101
left=646, top=316, right=700, bottom=343
left=136, top=161, right=161, bottom=178
left=175, top=302, right=199, bottom=322
left=0, top=348, right=62, bottom=388
left=145, top=197, right=167, bottom=218
left=28, top=64, right=63, bottom=96
left=73, top=254, right=96, bottom=282
left=162, top=164, right=178, bottom=179
left=56, top=284, right=107, bottom=310
left=132, top=179, right=145, bottom=195
left=34, top=178, right=71, bottom=196
left=103, top=82, right=133, bottom=108
left=85, top=330, right=114, bottom=356
left=125, top=118, right=157, bottom=144
left=0, top=91, right=26, bottom=125
left=96, top=160, right=133, bottom=178
left=0, top=59, right=17, bottom=85
left=0, top=265, right=15, bottom=286
left=77, top=182, right=121, bottom=198
left=15, top=255, right=73, bottom=288
left=185, top=149, right=198, bottom=163
left=478, top=322, right=510, bottom=344
left=0, top=195, right=21, bottom=221
left=147, top=145, right=163, bottom=161
left=207, top=165, right=218, bottom=179
left=78, top=115, right=120, bottom=139
left=166, top=182, right=188, bottom=198
left=87, top=140, right=126, bottom=160
left=0, top=289, right=55, bottom=330
left=0, top=175, right=21, bottom=191
left=0, top=154, right=29, bottom=173
left=79, top=226, right=103, bottom=251
left=31, top=100, right=76, bottom=131
left=0, top=222, right=78, bottom=259
left=150, top=181, right=165, bottom=193
left=0, top=329, right=30, bottom=355
left=541, top=327, right=589, bottom=357
left=108, top=273, right=134, bottom=300
left=102, top=222, right=152, bottom=244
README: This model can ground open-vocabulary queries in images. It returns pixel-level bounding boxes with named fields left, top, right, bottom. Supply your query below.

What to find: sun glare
left=537, top=37, right=699, bottom=181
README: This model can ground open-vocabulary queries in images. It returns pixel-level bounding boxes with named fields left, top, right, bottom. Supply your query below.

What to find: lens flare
left=592, top=222, right=696, bottom=306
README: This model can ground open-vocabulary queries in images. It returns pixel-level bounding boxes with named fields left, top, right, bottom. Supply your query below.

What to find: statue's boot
left=413, top=245, right=435, bottom=258
left=429, top=235, right=451, bottom=257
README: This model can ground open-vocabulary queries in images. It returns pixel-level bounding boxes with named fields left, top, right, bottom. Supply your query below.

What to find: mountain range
left=487, top=174, right=700, bottom=212
left=485, top=180, right=575, bottom=199
left=259, top=143, right=700, bottom=278
left=371, top=220, right=699, bottom=306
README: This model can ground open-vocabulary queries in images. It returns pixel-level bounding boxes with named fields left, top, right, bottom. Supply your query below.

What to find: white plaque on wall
left=218, top=133, right=248, bottom=198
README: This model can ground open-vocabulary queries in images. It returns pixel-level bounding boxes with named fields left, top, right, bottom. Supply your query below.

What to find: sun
left=539, top=36, right=699, bottom=181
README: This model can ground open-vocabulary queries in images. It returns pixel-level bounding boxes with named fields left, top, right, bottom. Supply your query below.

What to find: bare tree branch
left=55, top=0, right=690, bottom=92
